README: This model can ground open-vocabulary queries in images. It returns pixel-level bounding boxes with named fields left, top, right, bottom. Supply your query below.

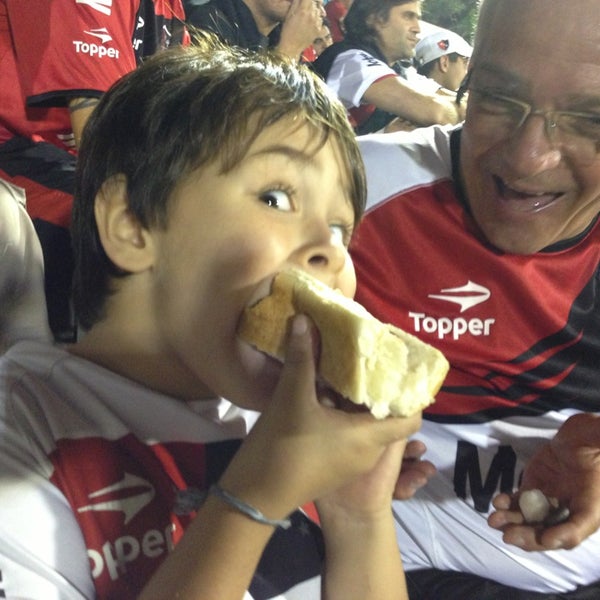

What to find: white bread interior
left=238, top=268, right=449, bottom=418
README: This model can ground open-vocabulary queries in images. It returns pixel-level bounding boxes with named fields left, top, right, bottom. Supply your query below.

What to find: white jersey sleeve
left=402, top=66, right=442, bottom=95
left=0, top=369, right=94, bottom=598
left=325, top=48, right=398, bottom=109
left=0, top=180, right=52, bottom=353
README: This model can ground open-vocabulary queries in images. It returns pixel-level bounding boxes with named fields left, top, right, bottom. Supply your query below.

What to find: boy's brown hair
left=72, top=35, right=366, bottom=330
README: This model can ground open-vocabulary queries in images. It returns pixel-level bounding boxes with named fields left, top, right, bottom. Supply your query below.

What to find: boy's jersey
left=351, top=125, right=600, bottom=593
left=0, top=0, right=187, bottom=149
left=0, top=341, right=323, bottom=599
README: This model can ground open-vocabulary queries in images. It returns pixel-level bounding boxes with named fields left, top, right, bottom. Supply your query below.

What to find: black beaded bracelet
left=209, top=484, right=292, bottom=529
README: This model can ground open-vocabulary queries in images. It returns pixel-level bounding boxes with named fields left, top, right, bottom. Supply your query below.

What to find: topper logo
left=76, top=0, right=113, bottom=16
left=409, top=281, right=495, bottom=340
left=84, top=28, right=113, bottom=44
left=437, top=39, right=450, bottom=51
left=428, top=281, right=491, bottom=313
left=77, top=472, right=155, bottom=525
left=88, top=525, right=175, bottom=582
left=73, top=29, right=120, bottom=58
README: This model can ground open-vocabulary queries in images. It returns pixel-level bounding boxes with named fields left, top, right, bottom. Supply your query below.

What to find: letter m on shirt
left=453, top=441, right=517, bottom=512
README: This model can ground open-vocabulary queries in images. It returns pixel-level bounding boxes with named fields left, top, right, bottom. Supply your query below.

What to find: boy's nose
left=292, top=229, right=351, bottom=290
left=306, top=237, right=346, bottom=272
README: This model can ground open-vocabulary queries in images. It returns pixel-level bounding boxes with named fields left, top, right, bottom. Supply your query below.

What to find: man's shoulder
left=314, top=41, right=383, bottom=78
left=186, top=0, right=238, bottom=32
left=358, top=125, right=457, bottom=207
left=186, top=0, right=249, bottom=28
left=0, top=186, right=51, bottom=352
left=186, top=0, right=269, bottom=49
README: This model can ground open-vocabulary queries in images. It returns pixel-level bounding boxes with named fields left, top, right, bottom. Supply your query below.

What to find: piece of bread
left=238, top=268, right=449, bottom=418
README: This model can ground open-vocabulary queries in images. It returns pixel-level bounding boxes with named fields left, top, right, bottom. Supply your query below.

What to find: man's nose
left=505, top=113, right=563, bottom=177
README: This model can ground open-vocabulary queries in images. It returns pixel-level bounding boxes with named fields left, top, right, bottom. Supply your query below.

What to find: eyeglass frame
left=456, top=70, right=600, bottom=163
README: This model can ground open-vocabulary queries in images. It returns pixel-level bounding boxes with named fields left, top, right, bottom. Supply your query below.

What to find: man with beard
left=313, top=0, right=464, bottom=134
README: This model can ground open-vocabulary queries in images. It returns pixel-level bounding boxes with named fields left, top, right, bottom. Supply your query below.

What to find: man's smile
left=493, top=176, right=564, bottom=213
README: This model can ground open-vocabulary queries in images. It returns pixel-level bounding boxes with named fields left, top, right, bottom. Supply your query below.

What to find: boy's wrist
left=317, top=498, right=395, bottom=533
left=209, top=484, right=292, bottom=529
left=217, top=471, right=300, bottom=525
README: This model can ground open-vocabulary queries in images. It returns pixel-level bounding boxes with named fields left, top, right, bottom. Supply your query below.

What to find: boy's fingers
left=279, top=315, right=423, bottom=441
left=283, top=314, right=312, bottom=364
left=275, top=314, right=317, bottom=399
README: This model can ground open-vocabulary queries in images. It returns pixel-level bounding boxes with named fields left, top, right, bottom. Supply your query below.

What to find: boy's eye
left=330, top=224, right=353, bottom=247
left=259, top=189, right=293, bottom=211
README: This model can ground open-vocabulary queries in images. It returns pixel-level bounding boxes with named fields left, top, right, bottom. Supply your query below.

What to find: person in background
left=301, top=20, right=333, bottom=62
left=313, top=21, right=334, bottom=56
left=0, top=38, right=426, bottom=599
left=325, top=0, right=352, bottom=42
left=313, top=0, right=464, bottom=134
left=0, top=0, right=188, bottom=342
left=185, top=0, right=324, bottom=60
left=415, top=27, right=472, bottom=92
left=351, top=0, right=600, bottom=597
left=0, top=178, right=51, bottom=353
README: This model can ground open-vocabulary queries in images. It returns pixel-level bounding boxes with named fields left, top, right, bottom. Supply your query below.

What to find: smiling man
left=351, top=0, right=600, bottom=597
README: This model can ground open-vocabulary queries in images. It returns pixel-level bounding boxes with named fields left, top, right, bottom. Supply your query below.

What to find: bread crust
left=238, top=269, right=449, bottom=418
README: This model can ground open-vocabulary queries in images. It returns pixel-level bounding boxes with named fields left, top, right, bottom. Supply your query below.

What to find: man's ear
left=438, top=55, right=450, bottom=73
left=94, top=175, right=155, bottom=273
left=366, top=13, right=384, bottom=32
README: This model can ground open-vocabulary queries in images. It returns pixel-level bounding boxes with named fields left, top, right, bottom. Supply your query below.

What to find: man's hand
left=393, top=439, right=436, bottom=500
left=383, top=116, right=418, bottom=134
left=277, top=0, right=325, bottom=60
left=488, top=413, right=600, bottom=551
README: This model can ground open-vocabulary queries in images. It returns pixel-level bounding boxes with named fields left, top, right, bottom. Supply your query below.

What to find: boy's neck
left=69, top=323, right=215, bottom=402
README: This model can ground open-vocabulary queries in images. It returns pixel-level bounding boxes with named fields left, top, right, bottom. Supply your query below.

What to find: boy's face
left=147, top=118, right=357, bottom=410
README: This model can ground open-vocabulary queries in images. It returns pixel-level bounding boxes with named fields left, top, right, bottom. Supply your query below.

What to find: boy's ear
left=94, top=175, right=155, bottom=273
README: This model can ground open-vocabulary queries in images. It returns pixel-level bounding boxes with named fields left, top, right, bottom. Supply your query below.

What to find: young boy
left=0, top=39, right=421, bottom=599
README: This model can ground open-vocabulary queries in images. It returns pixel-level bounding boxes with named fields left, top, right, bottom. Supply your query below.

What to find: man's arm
left=68, top=97, right=100, bottom=150
left=362, top=76, right=465, bottom=127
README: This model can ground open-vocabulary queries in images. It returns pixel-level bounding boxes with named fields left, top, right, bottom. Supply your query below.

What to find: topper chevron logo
left=77, top=473, right=155, bottom=524
left=76, top=0, right=113, bottom=16
left=84, top=28, right=112, bottom=44
left=428, top=281, right=491, bottom=313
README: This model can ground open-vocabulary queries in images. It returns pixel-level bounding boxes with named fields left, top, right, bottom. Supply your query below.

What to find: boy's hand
left=488, top=413, right=600, bottom=551
left=220, top=315, right=421, bottom=522
left=318, top=436, right=433, bottom=523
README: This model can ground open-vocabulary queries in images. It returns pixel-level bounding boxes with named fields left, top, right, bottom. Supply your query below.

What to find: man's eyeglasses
left=457, top=74, right=600, bottom=165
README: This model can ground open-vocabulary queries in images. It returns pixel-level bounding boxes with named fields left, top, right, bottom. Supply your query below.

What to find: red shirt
left=0, top=0, right=186, bottom=150
left=325, top=0, right=347, bottom=43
